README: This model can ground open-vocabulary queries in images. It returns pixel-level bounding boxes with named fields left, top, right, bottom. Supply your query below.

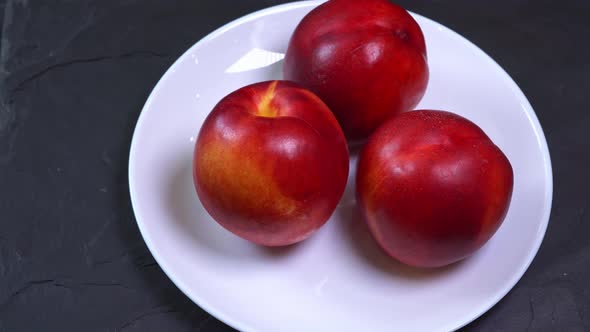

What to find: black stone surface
left=0, top=0, right=588, bottom=331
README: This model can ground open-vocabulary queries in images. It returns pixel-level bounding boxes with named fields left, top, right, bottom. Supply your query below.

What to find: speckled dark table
left=0, top=0, right=588, bottom=331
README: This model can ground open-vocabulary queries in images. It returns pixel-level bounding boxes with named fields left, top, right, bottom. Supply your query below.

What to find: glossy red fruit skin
left=284, top=0, right=429, bottom=141
left=193, top=81, right=349, bottom=246
left=356, top=110, right=514, bottom=267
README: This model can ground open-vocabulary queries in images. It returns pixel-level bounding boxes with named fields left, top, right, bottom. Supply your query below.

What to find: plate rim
left=128, top=1, right=553, bottom=331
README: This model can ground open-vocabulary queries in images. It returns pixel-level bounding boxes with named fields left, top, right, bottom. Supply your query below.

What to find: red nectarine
left=284, top=0, right=429, bottom=140
left=193, top=81, right=349, bottom=246
left=356, top=110, right=513, bottom=267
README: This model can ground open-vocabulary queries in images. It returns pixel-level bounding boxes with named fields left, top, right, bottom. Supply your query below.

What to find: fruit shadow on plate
left=166, top=153, right=306, bottom=261
left=167, top=149, right=464, bottom=276
left=336, top=145, right=465, bottom=281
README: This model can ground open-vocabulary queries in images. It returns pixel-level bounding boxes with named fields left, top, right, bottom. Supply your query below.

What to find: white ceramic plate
left=129, top=2, right=553, bottom=331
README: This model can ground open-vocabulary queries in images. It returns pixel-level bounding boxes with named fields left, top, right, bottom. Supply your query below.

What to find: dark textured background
left=0, top=0, right=588, bottom=331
